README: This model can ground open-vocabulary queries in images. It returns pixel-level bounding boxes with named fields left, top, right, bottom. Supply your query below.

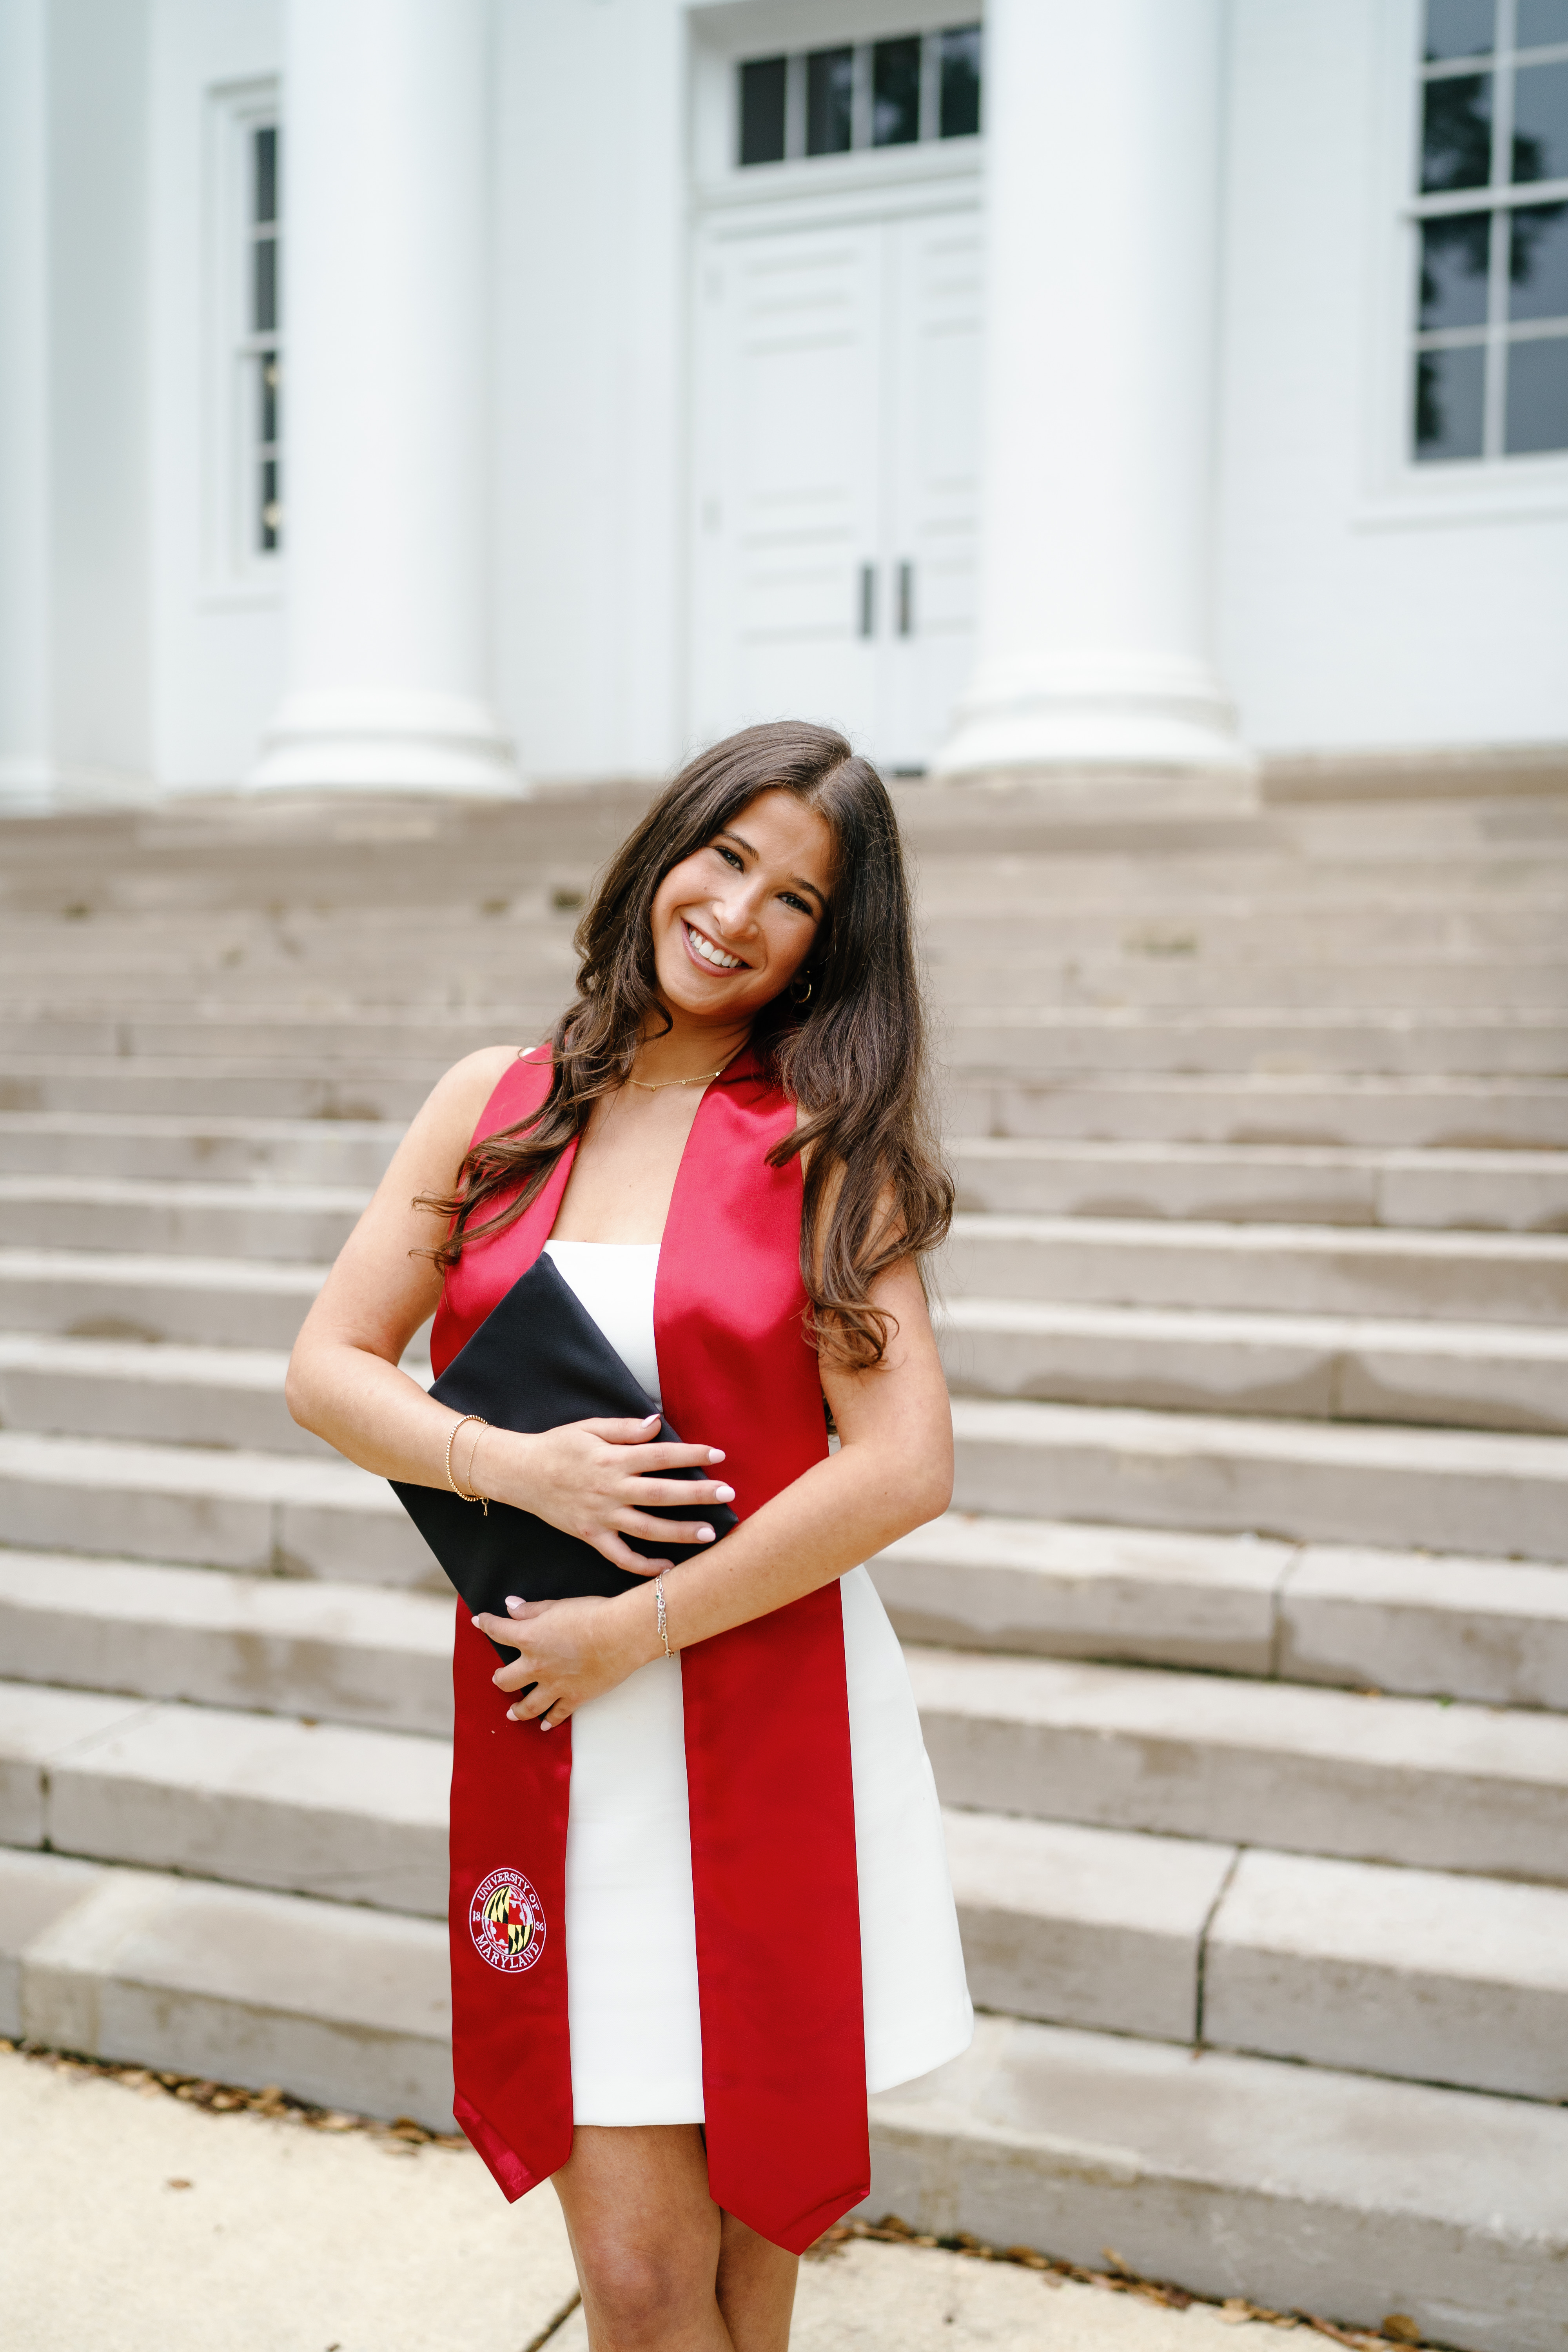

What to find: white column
left=935, top=0, right=1253, bottom=799
left=0, top=0, right=53, bottom=811
left=250, top=0, right=517, bottom=794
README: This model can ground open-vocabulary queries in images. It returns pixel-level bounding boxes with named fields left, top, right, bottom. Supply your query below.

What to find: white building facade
left=2, top=0, right=1565, bottom=809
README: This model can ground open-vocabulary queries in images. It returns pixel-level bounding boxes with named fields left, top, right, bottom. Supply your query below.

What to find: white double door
left=690, top=200, right=982, bottom=775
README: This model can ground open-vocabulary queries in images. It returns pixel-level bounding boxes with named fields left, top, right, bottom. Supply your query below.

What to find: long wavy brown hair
left=421, top=721, right=951, bottom=1368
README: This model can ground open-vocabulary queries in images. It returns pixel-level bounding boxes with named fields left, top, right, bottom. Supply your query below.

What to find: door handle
left=897, top=561, right=914, bottom=637
left=858, top=563, right=876, bottom=639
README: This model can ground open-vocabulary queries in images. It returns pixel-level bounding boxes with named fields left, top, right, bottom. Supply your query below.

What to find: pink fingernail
left=708, top=1449, right=726, bottom=1462
left=715, top=1485, right=735, bottom=1502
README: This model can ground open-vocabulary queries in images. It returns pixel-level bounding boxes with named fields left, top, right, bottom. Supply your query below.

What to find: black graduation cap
left=391, top=1252, right=737, bottom=1655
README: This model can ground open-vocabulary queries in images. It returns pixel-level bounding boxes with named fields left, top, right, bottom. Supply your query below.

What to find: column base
left=933, top=653, right=1258, bottom=811
left=247, top=690, right=522, bottom=798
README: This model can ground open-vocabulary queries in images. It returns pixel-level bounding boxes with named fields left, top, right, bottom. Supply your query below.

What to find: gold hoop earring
left=790, top=972, right=813, bottom=1006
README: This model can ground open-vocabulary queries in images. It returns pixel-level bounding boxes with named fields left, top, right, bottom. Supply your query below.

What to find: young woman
left=286, top=722, right=972, bottom=2352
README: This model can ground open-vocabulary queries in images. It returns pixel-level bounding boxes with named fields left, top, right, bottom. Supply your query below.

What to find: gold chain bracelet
left=445, top=1413, right=490, bottom=1515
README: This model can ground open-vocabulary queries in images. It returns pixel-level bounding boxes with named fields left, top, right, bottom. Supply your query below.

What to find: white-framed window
left=1410, top=0, right=1568, bottom=461
left=735, top=24, right=980, bottom=168
left=246, top=118, right=283, bottom=552
left=204, top=80, right=283, bottom=585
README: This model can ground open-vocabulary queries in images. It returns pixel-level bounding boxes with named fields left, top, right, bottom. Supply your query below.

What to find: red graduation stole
left=432, top=1046, right=870, bottom=2253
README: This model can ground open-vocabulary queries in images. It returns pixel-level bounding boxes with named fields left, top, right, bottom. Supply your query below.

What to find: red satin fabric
left=433, top=1047, right=869, bottom=2253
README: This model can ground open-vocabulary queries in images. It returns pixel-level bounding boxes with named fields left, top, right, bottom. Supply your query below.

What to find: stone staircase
left=1, top=781, right=1566, bottom=2351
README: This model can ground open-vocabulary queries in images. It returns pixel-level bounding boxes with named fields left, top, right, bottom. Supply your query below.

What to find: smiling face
left=648, top=788, right=836, bottom=1030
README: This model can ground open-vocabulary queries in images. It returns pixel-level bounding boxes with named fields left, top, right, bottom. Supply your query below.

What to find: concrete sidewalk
left=0, top=2044, right=1399, bottom=2350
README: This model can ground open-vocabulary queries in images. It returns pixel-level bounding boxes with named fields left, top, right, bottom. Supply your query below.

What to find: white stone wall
left=2, top=0, right=1564, bottom=805
left=1217, top=0, right=1568, bottom=755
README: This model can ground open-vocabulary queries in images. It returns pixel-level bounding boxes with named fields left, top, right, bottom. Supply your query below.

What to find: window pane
left=1414, top=343, right=1487, bottom=457
left=940, top=26, right=982, bottom=138
left=1513, top=62, right=1568, bottom=183
left=1419, top=212, right=1493, bottom=327
left=806, top=47, right=853, bottom=155
left=1505, top=332, right=1568, bottom=450
left=872, top=36, right=921, bottom=147
left=1421, top=72, right=1494, bottom=189
left=1510, top=201, right=1568, bottom=318
left=252, top=234, right=278, bottom=334
left=254, top=125, right=277, bottom=225
left=1424, top=0, right=1495, bottom=58
left=739, top=56, right=787, bottom=166
left=1517, top=0, right=1568, bottom=49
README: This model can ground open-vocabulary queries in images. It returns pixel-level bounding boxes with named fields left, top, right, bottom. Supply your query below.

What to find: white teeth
left=685, top=921, right=742, bottom=971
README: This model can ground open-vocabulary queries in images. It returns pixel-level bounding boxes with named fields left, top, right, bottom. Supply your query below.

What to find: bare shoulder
left=390, top=1044, right=535, bottom=1185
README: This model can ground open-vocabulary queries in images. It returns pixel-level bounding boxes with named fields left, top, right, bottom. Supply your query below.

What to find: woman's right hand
left=472, top=1414, right=735, bottom=1575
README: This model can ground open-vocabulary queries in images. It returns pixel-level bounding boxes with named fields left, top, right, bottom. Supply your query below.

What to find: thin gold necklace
left=629, top=1041, right=743, bottom=1094
left=629, top=1063, right=726, bottom=1093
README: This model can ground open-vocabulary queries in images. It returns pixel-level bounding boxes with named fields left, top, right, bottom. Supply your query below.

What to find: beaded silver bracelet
left=656, top=1572, right=672, bottom=1658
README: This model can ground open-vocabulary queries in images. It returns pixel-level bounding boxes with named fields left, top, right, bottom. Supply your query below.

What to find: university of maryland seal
left=469, top=1867, right=546, bottom=1973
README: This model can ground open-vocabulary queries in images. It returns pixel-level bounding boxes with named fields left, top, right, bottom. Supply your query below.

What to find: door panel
left=691, top=225, right=883, bottom=746
left=690, top=201, right=982, bottom=772
left=882, top=216, right=984, bottom=768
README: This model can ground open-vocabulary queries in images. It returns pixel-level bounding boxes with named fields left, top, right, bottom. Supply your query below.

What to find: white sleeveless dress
left=542, top=1238, right=973, bottom=2125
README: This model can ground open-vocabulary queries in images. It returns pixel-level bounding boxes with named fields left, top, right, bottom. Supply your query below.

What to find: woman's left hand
left=470, top=1591, right=651, bottom=1730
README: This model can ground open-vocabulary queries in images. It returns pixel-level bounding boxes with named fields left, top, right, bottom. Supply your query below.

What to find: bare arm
left=477, top=1248, right=954, bottom=1724
left=285, top=1047, right=734, bottom=1573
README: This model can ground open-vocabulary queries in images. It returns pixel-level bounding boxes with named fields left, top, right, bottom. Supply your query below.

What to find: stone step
left=4, top=1809, right=1562, bottom=2148
left=928, top=957, right=1568, bottom=1009
left=0, top=1551, right=454, bottom=1736
left=0, top=1055, right=439, bottom=1120
left=0, top=1429, right=438, bottom=1586
left=945, top=1071, right=1568, bottom=1149
left=910, top=1647, right=1568, bottom=1879
left=9, top=861, right=1567, bottom=938
left=939, top=1296, right=1568, bottom=1432
left=950, top=1136, right=1568, bottom=1230
left=949, top=993, right=1561, bottom=1077
left=873, top=1514, right=1568, bottom=1708
left=0, top=1174, right=367, bottom=1261
left=5, top=1382, right=1564, bottom=1584
left=925, top=895, right=1568, bottom=960
left=2, top=1005, right=1563, bottom=1076
left=5, top=949, right=1568, bottom=1012
left=0, top=1111, right=403, bottom=1186
left=944, top=1212, right=1568, bottom=1321
left=0, top=1247, right=323, bottom=1349
left=5, top=1669, right=1564, bottom=2106
left=11, top=1304, right=1562, bottom=1464
left=0, top=1332, right=328, bottom=1454
left=10, top=1572, right=1566, bottom=1886
left=0, top=1848, right=455, bottom=2133
left=9, top=1055, right=1567, bottom=1143
left=4, top=1843, right=1564, bottom=2347
left=0, top=1011, right=558, bottom=1062
left=867, top=2014, right=1567, bottom=2352
left=950, top=1395, right=1568, bottom=1559
left=946, top=1811, right=1568, bottom=2100
left=0, top=1678, right=450, bottom=1916
left=21, top=1633, right=1553, bottom=1920
left=11, top=1116, right=1565, bottom=1239
left=7, top=896, right=1568, bottom=975
left=12, top=1183, right=1568, bottom=1327
left=9, top=1492, right=1563, bottom=1739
